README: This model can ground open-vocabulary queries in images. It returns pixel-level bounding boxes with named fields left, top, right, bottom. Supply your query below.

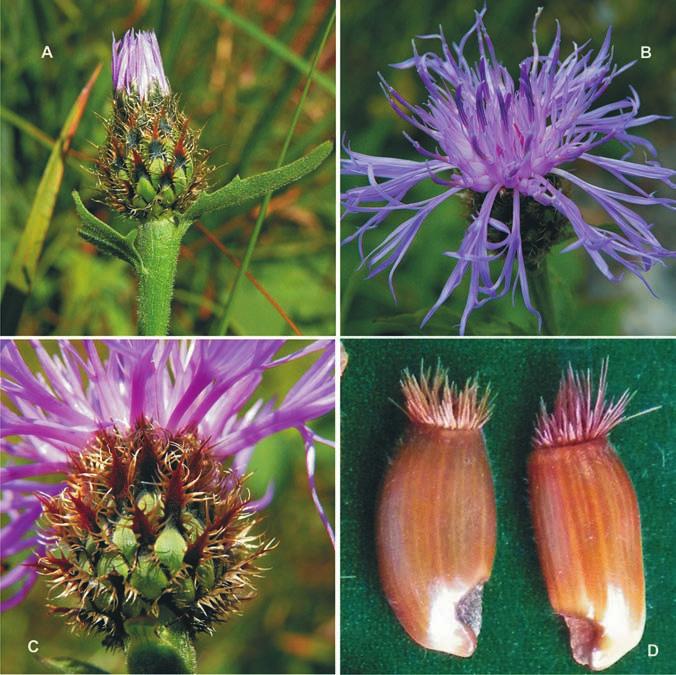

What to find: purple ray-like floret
left=0, top=340, right=335, bottom=609
left=341, top=8, right=675, bottom=333
left=112, top=29, right=170, bottom=100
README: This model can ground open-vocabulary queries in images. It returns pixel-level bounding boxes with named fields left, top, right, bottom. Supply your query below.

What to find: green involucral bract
left=96, top=89, right=208, bottom=219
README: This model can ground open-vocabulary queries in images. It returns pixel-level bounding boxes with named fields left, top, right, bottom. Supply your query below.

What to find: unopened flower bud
left=97, top=29, right=208, bottom=219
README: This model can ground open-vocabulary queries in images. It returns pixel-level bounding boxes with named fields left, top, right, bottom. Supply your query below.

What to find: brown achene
left=376, top=365, right=496, bottom=657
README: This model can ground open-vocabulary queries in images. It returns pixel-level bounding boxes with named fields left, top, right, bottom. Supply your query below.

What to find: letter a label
left=41, top=45, right=53, bottom=59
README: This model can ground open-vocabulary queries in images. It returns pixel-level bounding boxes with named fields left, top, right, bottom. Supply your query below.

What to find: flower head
left=112, top=29, right=170, bottom=100
left=342, top=8, right=675, bottom=333
left=36, top=422, right=271, bottom=646
left=99, top=28, right=208, bottom=218
left=0, top=339, right=335, bottom=626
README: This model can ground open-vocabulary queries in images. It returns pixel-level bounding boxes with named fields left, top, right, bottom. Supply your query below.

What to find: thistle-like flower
left=342, top=8, right=675, bottom=334
left=0, top=340, right=334, bottom=648
left=37, top=423, right=270, bottom=647
left=73, top=28, right=332, bottom=336
left=97, top=29, right=208, bottom=218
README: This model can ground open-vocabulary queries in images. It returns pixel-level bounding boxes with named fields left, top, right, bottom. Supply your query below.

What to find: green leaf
left=72, top=192, right=145, bottom=273
left=186, top=141, right=333, bottom=218
left=37, top=656, right=108, bottom=674
left=1, top=64, right=101, bottom=334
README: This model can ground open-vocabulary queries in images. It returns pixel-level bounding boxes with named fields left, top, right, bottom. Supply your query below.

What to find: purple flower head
left=0, top=339, right=335, bottom=611
left=342, top=8, right=675, bottom=334
left=112, top=29, right=170, bottom=100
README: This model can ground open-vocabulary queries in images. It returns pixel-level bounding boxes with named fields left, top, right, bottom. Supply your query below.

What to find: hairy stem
left=527, top=257, right=559, bottom=336
left=125, top=618, right=196, bottom=674
left=136, top=218, right=188, bottom=335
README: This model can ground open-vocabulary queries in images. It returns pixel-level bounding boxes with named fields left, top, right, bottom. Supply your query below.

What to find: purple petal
left=0, top=563, right=39, bottom=612
left=299, top=426, right=334, bottom=548
left=111, top=29, right=170, bottom=100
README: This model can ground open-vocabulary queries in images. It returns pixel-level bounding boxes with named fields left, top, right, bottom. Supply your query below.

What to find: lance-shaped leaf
left=186, top=141, right=333, bottom=219
left=72, top=191, right=145, bottom=273
left=1, top=64, right=101, bottom=334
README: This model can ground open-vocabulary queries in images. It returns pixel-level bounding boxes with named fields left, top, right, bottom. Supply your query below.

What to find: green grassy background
left=1, top=0, right=335, bottom=336
left=1, top=340, right=335, bottom=674
left=340, top=338, right=675, bottom=673
left=340, top=0, right=676, bottom=336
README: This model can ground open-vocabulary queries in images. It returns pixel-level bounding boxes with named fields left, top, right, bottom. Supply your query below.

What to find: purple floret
left=0, top=339, right=335, bottom=610
left=342, top=8, right=675, bottom=334
left=112, top=29, right=170, bottom=99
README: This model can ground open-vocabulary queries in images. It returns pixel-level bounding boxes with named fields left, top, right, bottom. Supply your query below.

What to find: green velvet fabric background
left=340, top=339, right=674, bottom=674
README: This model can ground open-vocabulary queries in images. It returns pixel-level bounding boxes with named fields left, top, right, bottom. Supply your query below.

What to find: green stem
left=136, top=218, right=188, bottom=335
left=216, top=8, right=336, bottom=335
left=125, top=617, right=196, bottom=674
left=526, top=257, right=559, bottom=335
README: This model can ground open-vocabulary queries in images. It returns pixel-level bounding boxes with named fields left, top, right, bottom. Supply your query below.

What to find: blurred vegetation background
left=1, top=0, right=335, bottom=336
left=341, top=0, right=676, bottom=336
left=0, top=340, right=335, bottom=674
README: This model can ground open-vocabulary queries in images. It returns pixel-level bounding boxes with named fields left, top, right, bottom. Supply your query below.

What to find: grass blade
left=194, top=0, right=335, bottom=95
left=1, top=63, right=101, bottom=334
left=194, top=221, right=302, bottom=335
left=0, top=105, right=91, bottom=175
left=0, top=105, right=56, bottom=151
